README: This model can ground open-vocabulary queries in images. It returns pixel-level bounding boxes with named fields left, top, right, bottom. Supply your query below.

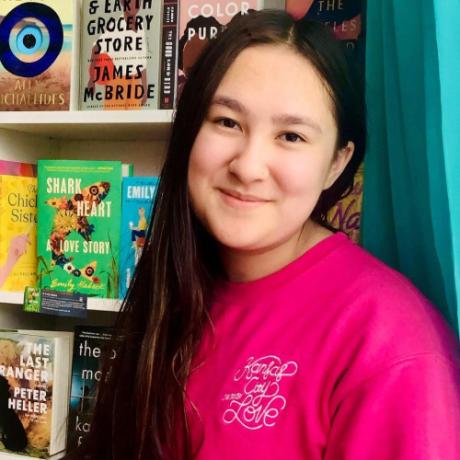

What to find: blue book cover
left=119, top=176, right=159, bottom=299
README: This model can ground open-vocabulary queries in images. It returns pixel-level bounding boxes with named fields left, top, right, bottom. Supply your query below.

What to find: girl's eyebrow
left=211, top=95, right=246, bottom=113
left=211, top=94, right=322, bottom=134
left=272, top=114, right=322, bottom=134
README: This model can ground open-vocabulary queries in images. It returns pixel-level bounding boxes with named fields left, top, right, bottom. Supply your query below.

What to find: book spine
left=160, top=0, right=179, bottom=109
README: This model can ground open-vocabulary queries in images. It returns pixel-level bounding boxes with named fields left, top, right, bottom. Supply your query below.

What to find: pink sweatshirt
left=186, top=232, right=460, bottom=459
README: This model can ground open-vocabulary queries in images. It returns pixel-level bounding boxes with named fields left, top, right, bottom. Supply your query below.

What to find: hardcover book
left=0, top=172, right=37, bottom=292
left=37, top=160, right=122, bottom=298
left=160, top=0, right=178, bottom=109
left=80, top=0, right=162, bottom=110
left=0, top=0, right=76, bottom=111
left=178, top=0, right=286, bottom=96
left=119, top=176, right=159, bottom=299
left=67, top=326, right=113, bottom=451
left=0, top=329, right=73, bottom=458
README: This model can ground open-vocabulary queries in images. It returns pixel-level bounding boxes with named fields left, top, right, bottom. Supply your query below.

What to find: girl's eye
left=217, top=118, right=239, bottom=129
left=280, top=132, right=305, bottom=143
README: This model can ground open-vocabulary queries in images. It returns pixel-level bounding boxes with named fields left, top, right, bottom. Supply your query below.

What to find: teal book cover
left=37, top=160, right=122, bottom=298
left=119, top=176, right=158, bottom=299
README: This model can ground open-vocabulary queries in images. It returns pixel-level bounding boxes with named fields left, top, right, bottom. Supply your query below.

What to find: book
left=159, top=0, right=179, bottom=109
left=178, top=0, right=286, bottom=96
left=37, top=160, right=123, bottom=298
left=67, top=326, right=113, bottom=452
left=0, top=0, right=76, bottom=111
left=0, top=160, right=37, bottom=177
left=119, top=176, right=159, bottom=299
left=0, top=171, right=37, bottom=292
left=79, top=0, right=163, bottom=110
left=286, top=0, right=364, bottom=65
left=0, top=329, right=73, bottom=458
left=327, top=162, right=364, bottom=243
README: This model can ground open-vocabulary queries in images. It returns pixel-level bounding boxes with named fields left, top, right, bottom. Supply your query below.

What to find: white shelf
left=0, top=110, right=173, bottom=141
left=0, top=451, right=65, bottom=460
left=0, top=291, right=121, bottom=313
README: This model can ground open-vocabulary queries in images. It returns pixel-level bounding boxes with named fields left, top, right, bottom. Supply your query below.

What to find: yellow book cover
left=0, top=175, right=37, bottom=291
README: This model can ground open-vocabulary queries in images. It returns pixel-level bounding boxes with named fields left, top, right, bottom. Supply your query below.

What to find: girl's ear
left=323, top=141, right=355, bottom=190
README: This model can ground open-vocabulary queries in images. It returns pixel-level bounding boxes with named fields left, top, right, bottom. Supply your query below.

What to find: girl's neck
left=220, top=220, right=333, bottom=283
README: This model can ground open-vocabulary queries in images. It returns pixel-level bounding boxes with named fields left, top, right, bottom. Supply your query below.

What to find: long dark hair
left=66, top=10, right=366, bottom=460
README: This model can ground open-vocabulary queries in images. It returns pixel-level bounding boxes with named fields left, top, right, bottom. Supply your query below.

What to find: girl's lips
left=219, top=188, right=270, bottom=207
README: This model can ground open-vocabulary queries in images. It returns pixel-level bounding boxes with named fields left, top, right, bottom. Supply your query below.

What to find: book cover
left=37, top=160, right=122, bottom=298
left=119, top=176, right=158, bottom=299
left=0, top=174, right=37, bottom=292
left=0, top=329, right=73, bottom=457
left=178, top=0, right=286, bottom=96
left=80, top=0, right=162, bottom=110
left=67, top=326, right=113, bottom=451
left=286, top=0, right=364, bottom=65
left=327, top=162, right=364, bottom=243
left=0, top=0, right=76, bottom=111
left=159, top=0, right=178, bottom=109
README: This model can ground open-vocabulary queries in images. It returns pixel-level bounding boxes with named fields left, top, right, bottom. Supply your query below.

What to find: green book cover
left=37, top=160, right=122, bottom=298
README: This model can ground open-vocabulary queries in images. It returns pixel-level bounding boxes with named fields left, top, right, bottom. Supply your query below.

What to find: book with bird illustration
left=37, top=160, right=122, bottom=298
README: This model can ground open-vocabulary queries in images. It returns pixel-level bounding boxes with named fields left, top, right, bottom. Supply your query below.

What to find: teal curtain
left=362, top=0, right=460, bottom=335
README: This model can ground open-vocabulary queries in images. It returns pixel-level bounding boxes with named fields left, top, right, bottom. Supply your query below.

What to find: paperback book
left=0, top=329, right=73, bottom=458
left=0, top=165, right=37, bottom=292
left=67, top=326, right=114, bottom=451
left=80, top=0, right=163, bottom=110
left=178, top=0, right=286, bottom=97
left=119, top=176, right=159, bottom=299
left=37, top=160, right=122, bottom=298
left=0, top=0, right=76, bottom=110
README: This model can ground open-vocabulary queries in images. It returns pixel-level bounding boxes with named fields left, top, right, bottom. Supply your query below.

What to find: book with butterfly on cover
left=0, top=160, right=37, bottom=293
left=177, top=0, right=286, bottom=98
left=36, top=160, right=123, bottom=299
left=0, top=0, right=77, bottom=111
left=79, top=0, right=162, bottom=110
left=0, top=328, right=73, bottom=458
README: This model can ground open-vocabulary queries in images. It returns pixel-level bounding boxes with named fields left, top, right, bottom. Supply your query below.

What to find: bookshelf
left=0, top=111, right=173, bottom=141
left=0, top=452, right=65, bottom=460
left=0, top=110, right=171, bottom=324
left=0, top=291, right=122, bottom=313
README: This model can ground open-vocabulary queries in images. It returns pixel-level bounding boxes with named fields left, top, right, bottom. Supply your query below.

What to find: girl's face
left=188, top=44, right=353, bottom=262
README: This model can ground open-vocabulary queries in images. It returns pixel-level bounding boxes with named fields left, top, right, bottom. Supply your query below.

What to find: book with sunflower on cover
left=0, top=160, right=37, bottom=292
left=37, top=160, right=122, bottom=298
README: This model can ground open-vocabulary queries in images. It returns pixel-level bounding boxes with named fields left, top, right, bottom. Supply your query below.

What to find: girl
left=71, top=10, right=460, bottom=460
